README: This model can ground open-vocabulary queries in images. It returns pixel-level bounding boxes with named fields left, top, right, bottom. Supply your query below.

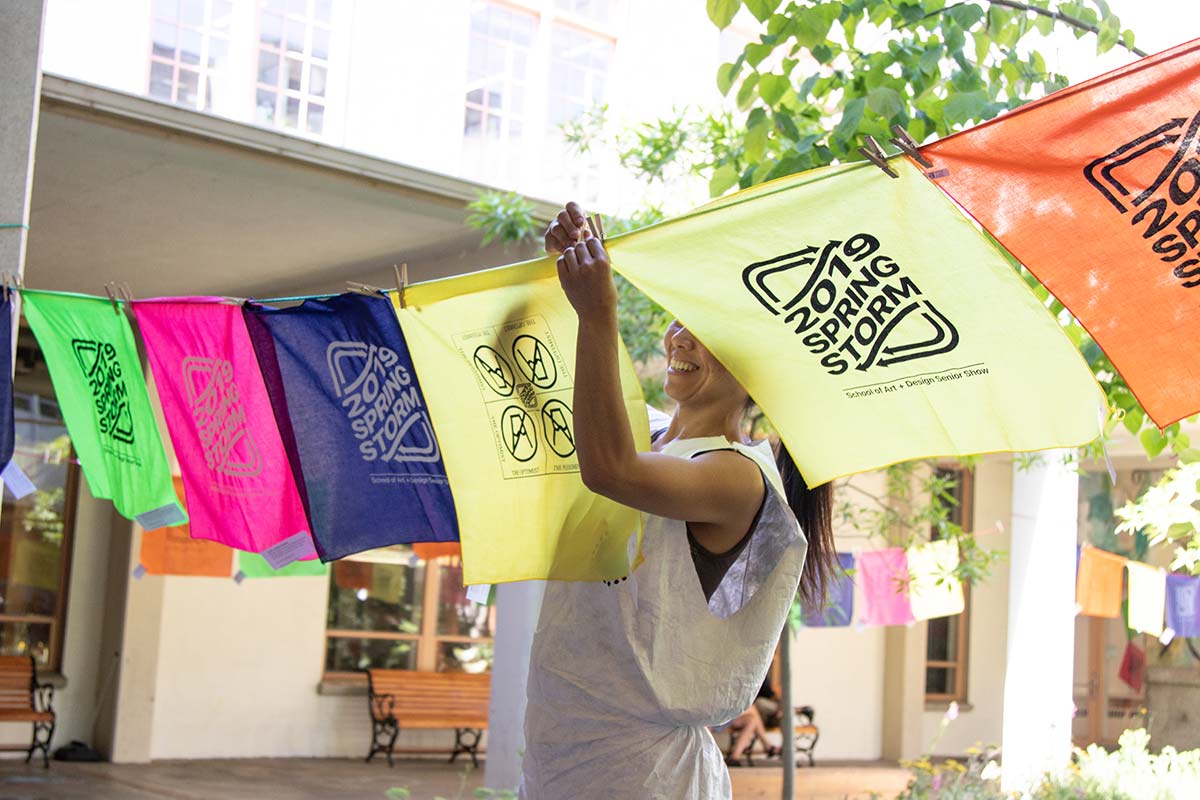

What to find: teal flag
left=22, top=292, right=185, bottom=528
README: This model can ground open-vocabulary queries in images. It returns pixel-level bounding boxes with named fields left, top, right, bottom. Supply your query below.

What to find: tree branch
left=986, top=0, right=1148, bottom=57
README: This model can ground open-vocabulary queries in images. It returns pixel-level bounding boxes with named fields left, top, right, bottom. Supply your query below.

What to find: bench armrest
left=33, top=683, right=54, bottom=715
left=370, top=692, right=396, bottom=722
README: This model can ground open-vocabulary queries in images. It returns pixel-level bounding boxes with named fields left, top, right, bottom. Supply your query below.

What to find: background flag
left=1125, top=561, right=1166, bottom=637
left=396, top=259, right=648, bottom=584
left=922, top=39, right=1200, bottom=426
left=22, top=291, right=185, bottom=528
left=0, top=296, right=13, bottom=472
left=1165, top=573, right=1200, bottom=638
left=237, top=550, right=328, bottom=579
left=859, top=547, right=915, bottom=627
left=1076, top=545, right=1126, bottom=618
left=802, top=552, right=855, bottom=627
left=906, top=538, right=965, bottom=621
left=244, top=294, right=457, bottom=561
left=608, top=159, right=1102, bottom=486
left=134, top=299, right=314, bottom=560
left=140, top=478, right=231, bottom=576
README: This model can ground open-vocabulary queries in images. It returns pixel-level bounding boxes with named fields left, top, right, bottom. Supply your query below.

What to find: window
left=546, top=22, right=613, bottom=127
left=925, top=466, right=972, bottom=703
left=324, top=547, right=494, bottom=677
left=255, top=0, right=332, bottom=135
left=464, top=3, right=536, bottom=145
left=148, top=0, right=233, bottom=111
left=554, top=0, right=614, bottom=24
left=0, top=333, right=80, bottom=672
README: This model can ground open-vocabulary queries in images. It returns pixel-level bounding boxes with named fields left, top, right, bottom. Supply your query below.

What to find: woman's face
left=662, top=320, right=746, bottom=407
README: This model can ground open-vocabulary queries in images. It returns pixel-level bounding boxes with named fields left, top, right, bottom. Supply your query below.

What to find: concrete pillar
left=0, top=0, right=45, bottom=282
left=880, top=621, right=929, bottom=760
left=483, top=580, right=545, bottom=792
left=1001, top=451, right=1078, bottom=792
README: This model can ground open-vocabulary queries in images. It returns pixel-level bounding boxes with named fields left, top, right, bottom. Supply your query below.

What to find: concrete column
left=880, top=621, right=929, bottom=760
left=1001, top=451, right=1078, bottom=792
left=483, top=580, right=545, bottom=792
left=0, top=0, right=45, bottom=282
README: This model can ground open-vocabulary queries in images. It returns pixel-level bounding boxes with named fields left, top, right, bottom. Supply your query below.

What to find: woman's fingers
left=562, top=245, right=580, bottom=273
left=557, top=209, right=584, bottom=243
left=584, top=235, right=606, bottom=262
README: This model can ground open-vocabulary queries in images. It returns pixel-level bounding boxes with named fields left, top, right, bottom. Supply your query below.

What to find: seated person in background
left=725, top=678, right=781, bottom=765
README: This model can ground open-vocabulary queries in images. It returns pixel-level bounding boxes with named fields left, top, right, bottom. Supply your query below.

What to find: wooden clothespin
left=118, top=282, right=134, bottom=307
left=586, top=214, right=607, bottom=243
left=857, top=136, right=898, bottom=178
left=393, top=263, right=408, bottom=309
left=346, top=280, right=386, bottom=296
left=103, top=283, right=120, bottom=314
left=888, top=124, right=933, bottom=169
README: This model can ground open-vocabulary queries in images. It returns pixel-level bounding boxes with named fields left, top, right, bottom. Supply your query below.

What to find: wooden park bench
left=0, top=656, right=56, bottom=768
left=725, top=704, right=820, bottom=768
left=364, top=669, right=489, bottom=768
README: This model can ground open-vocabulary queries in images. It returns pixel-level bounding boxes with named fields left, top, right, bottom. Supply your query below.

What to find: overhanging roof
left=26, top=75, right=551, bottom=298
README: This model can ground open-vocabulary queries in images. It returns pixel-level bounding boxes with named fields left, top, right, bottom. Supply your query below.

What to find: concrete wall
left=921, top=457, right=1013, bottom=755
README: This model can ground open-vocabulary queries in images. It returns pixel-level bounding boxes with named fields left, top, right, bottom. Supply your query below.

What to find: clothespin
left=118, top=282, right=134, bottom=307
left=346, top=280, right=386, bottom=296
left=586, top=214, right=607, bottom=243
left=393, top=263, right=408, bottom=309
left=887, top=124, right=933, bottom=169
left=857, top=136, right=898, bottom=179
left=103, top=284, right=120, bottom=314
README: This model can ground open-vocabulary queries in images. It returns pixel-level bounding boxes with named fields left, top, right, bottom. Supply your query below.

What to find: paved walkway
left=0, top=758, right=910, bottom=799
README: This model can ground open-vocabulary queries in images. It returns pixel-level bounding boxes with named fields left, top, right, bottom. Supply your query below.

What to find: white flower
left=980, top=760, right=1000, bottom=781
left=945, top=701, right=960, bottom=721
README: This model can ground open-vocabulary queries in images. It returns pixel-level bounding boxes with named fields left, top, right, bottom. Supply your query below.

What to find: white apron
left=521, top=435, right=808, bottom=799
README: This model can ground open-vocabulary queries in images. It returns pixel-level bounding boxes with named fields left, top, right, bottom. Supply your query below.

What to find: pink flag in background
left=859, top=548, right=915, bottom=627
left=133, top=299, right=315, bottom=564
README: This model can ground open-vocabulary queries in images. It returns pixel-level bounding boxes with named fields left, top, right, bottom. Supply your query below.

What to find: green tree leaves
left=706, top=0, right=741, bottom=29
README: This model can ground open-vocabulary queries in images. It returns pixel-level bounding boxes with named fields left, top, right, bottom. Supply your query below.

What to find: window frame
left=462, top=1, right=539, bottom=147
left=253, top=0, right=332, bottom=136
left=323, top=552, right=497, bottom=682
left=147, top=0, right=232, bottom=112
left=0, top=360, right=83, bottom=675
left=924, top=465, right=973, bottom=705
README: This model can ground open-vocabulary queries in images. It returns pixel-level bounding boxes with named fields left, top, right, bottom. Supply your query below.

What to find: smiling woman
left=517, top=202, right=837, bottom=799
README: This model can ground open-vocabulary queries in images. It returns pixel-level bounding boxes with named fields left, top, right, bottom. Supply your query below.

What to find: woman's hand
left=546, top=202, right=618, bottom=319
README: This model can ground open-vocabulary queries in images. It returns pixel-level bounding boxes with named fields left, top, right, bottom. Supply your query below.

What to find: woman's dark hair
left=775, top=442, right=837, bottom=615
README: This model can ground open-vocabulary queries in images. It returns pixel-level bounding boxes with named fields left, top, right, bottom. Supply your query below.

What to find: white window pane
left=256, top=89, right=277, bottom=123
left=510, top=86, right=524, bottom=114
left=260, top=13, right=282, bottom=46
left=285, top=96, right=300, bottom=128
left=314, top=0, right=332, bottom=23
left=307, top=102, right=324, bottom=134
left=512, top=14, right=535, bottom=46
left=257, top=50, right=279, bottom=85
left=309, top=64, right=327, bottom=97
left=287, top=0, right=307, bottom=15
left=212, top=0, right=234, bottom=29
left=178, top=68, right=200, bottom=106
left=467, top=39, right=486, bottom=79
left=470, top=9, right=488, bottom=34
left=180, top=0, right=204, bottom=26
left=466, top=87, right=483, bottom=106
left=285, top=19, right=306, bottom=53
left=487, top=89, right=501, bottom=109
left=153, top=0, right=178, bottom=21
left=149, top=61, right=174, bottom=100
left=464, top=107, right=482, bottom=137
left=151, top=20, right=177, bottom=58
left=264, top=0, right=285, bottom=11
left=180, top=28, right=202, bottom=65
left=512, top=51, right=527, bottom=78
left=486, top=115, right=501, bottom=139
left=208, top=36, right=228, bottom=68
left=510, top=119, right=522, bottom=139
left=204, top=78, right=213, bottom=111
left=287, top=58, right=303, bottom=91
left=312, top=26, right=331, bottom=59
